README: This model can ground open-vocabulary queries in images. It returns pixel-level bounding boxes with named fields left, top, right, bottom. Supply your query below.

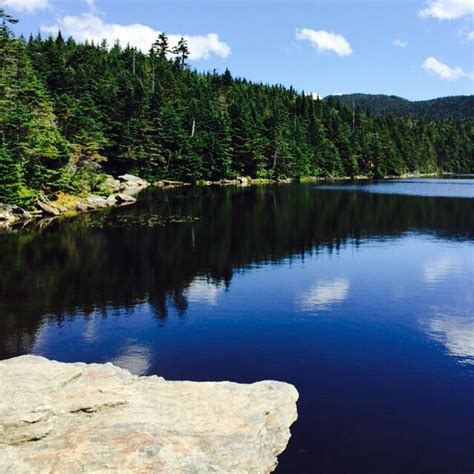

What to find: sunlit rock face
left=0, top=356, right=298, bottom=474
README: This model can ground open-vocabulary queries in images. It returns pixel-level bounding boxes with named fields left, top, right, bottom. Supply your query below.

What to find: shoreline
left=0, top=172, right=456, bottom=232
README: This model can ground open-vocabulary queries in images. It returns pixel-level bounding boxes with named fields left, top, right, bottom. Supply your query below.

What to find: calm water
left=318, top=177, right=474, bottom=198
left=1, top=180, right=473, bottom=473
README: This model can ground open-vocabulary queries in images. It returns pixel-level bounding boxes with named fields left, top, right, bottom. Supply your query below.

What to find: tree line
left=327, top=94, right=474, bottom=121
left=1, top=10, right=473, bottom=207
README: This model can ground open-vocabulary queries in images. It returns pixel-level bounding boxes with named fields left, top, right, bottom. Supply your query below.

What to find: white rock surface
left=0, top=355, right=298, bottom=474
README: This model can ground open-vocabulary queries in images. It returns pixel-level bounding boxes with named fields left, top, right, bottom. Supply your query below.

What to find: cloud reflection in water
left=423, top=255, right=460, bottom=284
left=184, top=278, right=225, bottom=306
left=427, top=313, right=474, bottom=365
left=299, top=278, right=350, bottom=311
left=111, top=344, right=152, bottom=375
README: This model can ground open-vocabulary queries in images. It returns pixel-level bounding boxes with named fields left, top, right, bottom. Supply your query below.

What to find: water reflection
left=299, top=278, right=350, bottom=311
left=423, top=255, right=461, bottom=284
left=83, top=313, right=100, bottom=344
left=317, top=178, right=474, bottom=198
left=185, top=278, right=226, bottom=306
left=111, top=344, right=152, bottom=375
left=427, top=313, right=474, bottom=366
left=1, top=185, right=473, bottom=359
left=1, top=183, right=473, bottom=474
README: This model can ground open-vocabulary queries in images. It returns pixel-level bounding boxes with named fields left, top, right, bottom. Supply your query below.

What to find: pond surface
left=1, top=179, right=473, bottom=473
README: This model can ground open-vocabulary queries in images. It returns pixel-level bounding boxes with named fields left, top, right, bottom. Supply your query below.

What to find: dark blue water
left=1, top=180, right=473, bottom=473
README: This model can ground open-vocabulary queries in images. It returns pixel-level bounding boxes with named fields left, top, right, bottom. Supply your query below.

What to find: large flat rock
left=0, top=355, right=298, bottom=473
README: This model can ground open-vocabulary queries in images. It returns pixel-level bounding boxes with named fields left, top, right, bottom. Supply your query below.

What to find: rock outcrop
left=116, top=193, right=137, bottom=204
left=0, top=174, right=150, bottom=231
left=37, top=200, right=61, bottom=216
left=0, top=355, right=298, bottom=474
left=74, top=174, right=149, bottom=212
left=0, top=204, right=41, bottom=228
left=118, top=174, right=149, bottom=189
left=156, top=179, right=191, bottom=188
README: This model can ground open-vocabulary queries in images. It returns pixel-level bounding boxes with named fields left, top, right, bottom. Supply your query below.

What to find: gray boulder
left=105, top=195, right=117, bottom=207
left=116, top=193, right=137, bottom=204
left=0, top=355, right=298, bottom=474
left=37, top=201, right=61, bottom=216
left=86, top=194, right=109, bottom=209
left=75, top=201, right=88, bottom=212
left=118, top=174, right=149, bottom=188
left=96, top=176, right=122, bottom=195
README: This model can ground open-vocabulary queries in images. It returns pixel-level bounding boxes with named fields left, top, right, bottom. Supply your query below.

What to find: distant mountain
left=324, top=94, right=474, bottom=120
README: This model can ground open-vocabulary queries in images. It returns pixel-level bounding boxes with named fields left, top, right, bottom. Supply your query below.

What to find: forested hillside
left=1, top=11, right=473, bottom=208
left=326, top=94, right=474, bottom=121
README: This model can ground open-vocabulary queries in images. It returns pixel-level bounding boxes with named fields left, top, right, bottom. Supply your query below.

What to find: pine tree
left=1, top=30, right=68, bottom=206
left=172, top=37, right=189, bottom=68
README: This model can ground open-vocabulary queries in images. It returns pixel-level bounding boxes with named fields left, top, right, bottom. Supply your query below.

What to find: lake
left=1, top=179, right=473, bottom=473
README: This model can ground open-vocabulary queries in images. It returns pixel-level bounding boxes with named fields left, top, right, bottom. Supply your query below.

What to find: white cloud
left=1, top=0, right=50, bottom=13
left=42, top=13, right=231, bottom=60
left=458, top=28, right=474, bottom=42
left=393, top=39, right=407, bottom=48
left=85, top=0, right=97, bottom=13
left=299, top=278, right=350, bottom=311
left=307, top=92, right=322, bottom=100
left=419, top=0, right=474, bottom=20
left=296, top=28, right=352, bottom=57
left=421, top=56, right=473, bottom=80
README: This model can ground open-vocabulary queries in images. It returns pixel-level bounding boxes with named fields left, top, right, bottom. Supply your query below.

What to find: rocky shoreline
left=0, top=174, right=150, bottom=229
left=0, top=172, right=447, bottom=232
left=0, top=355, right=299, bottom=473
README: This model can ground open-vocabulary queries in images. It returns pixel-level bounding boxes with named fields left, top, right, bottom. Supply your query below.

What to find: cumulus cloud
left=41, top=13, right=231, bottom=60
left=2, top=0, right=50, bottom=13
left=419, top=0, right=474, bottom=20
left=296, top=28, right=352, bottom=57
left=85, top=0, right=97, bottom=13
left=393, top=39, right=407, bottom=47
left=458, top=28, right=474, bottom=42
left=299, top=278, right=350, bottom=311
left=421, top=56, right=473, bottom=80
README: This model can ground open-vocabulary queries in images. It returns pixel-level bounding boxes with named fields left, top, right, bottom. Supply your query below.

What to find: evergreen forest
left=326, top=94, right=474, bottom=121
left=1, top=10, right=473, bottom=208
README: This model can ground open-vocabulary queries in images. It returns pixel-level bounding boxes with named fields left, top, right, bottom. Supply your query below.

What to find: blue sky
left=3, top=0, right=474, bottom=100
